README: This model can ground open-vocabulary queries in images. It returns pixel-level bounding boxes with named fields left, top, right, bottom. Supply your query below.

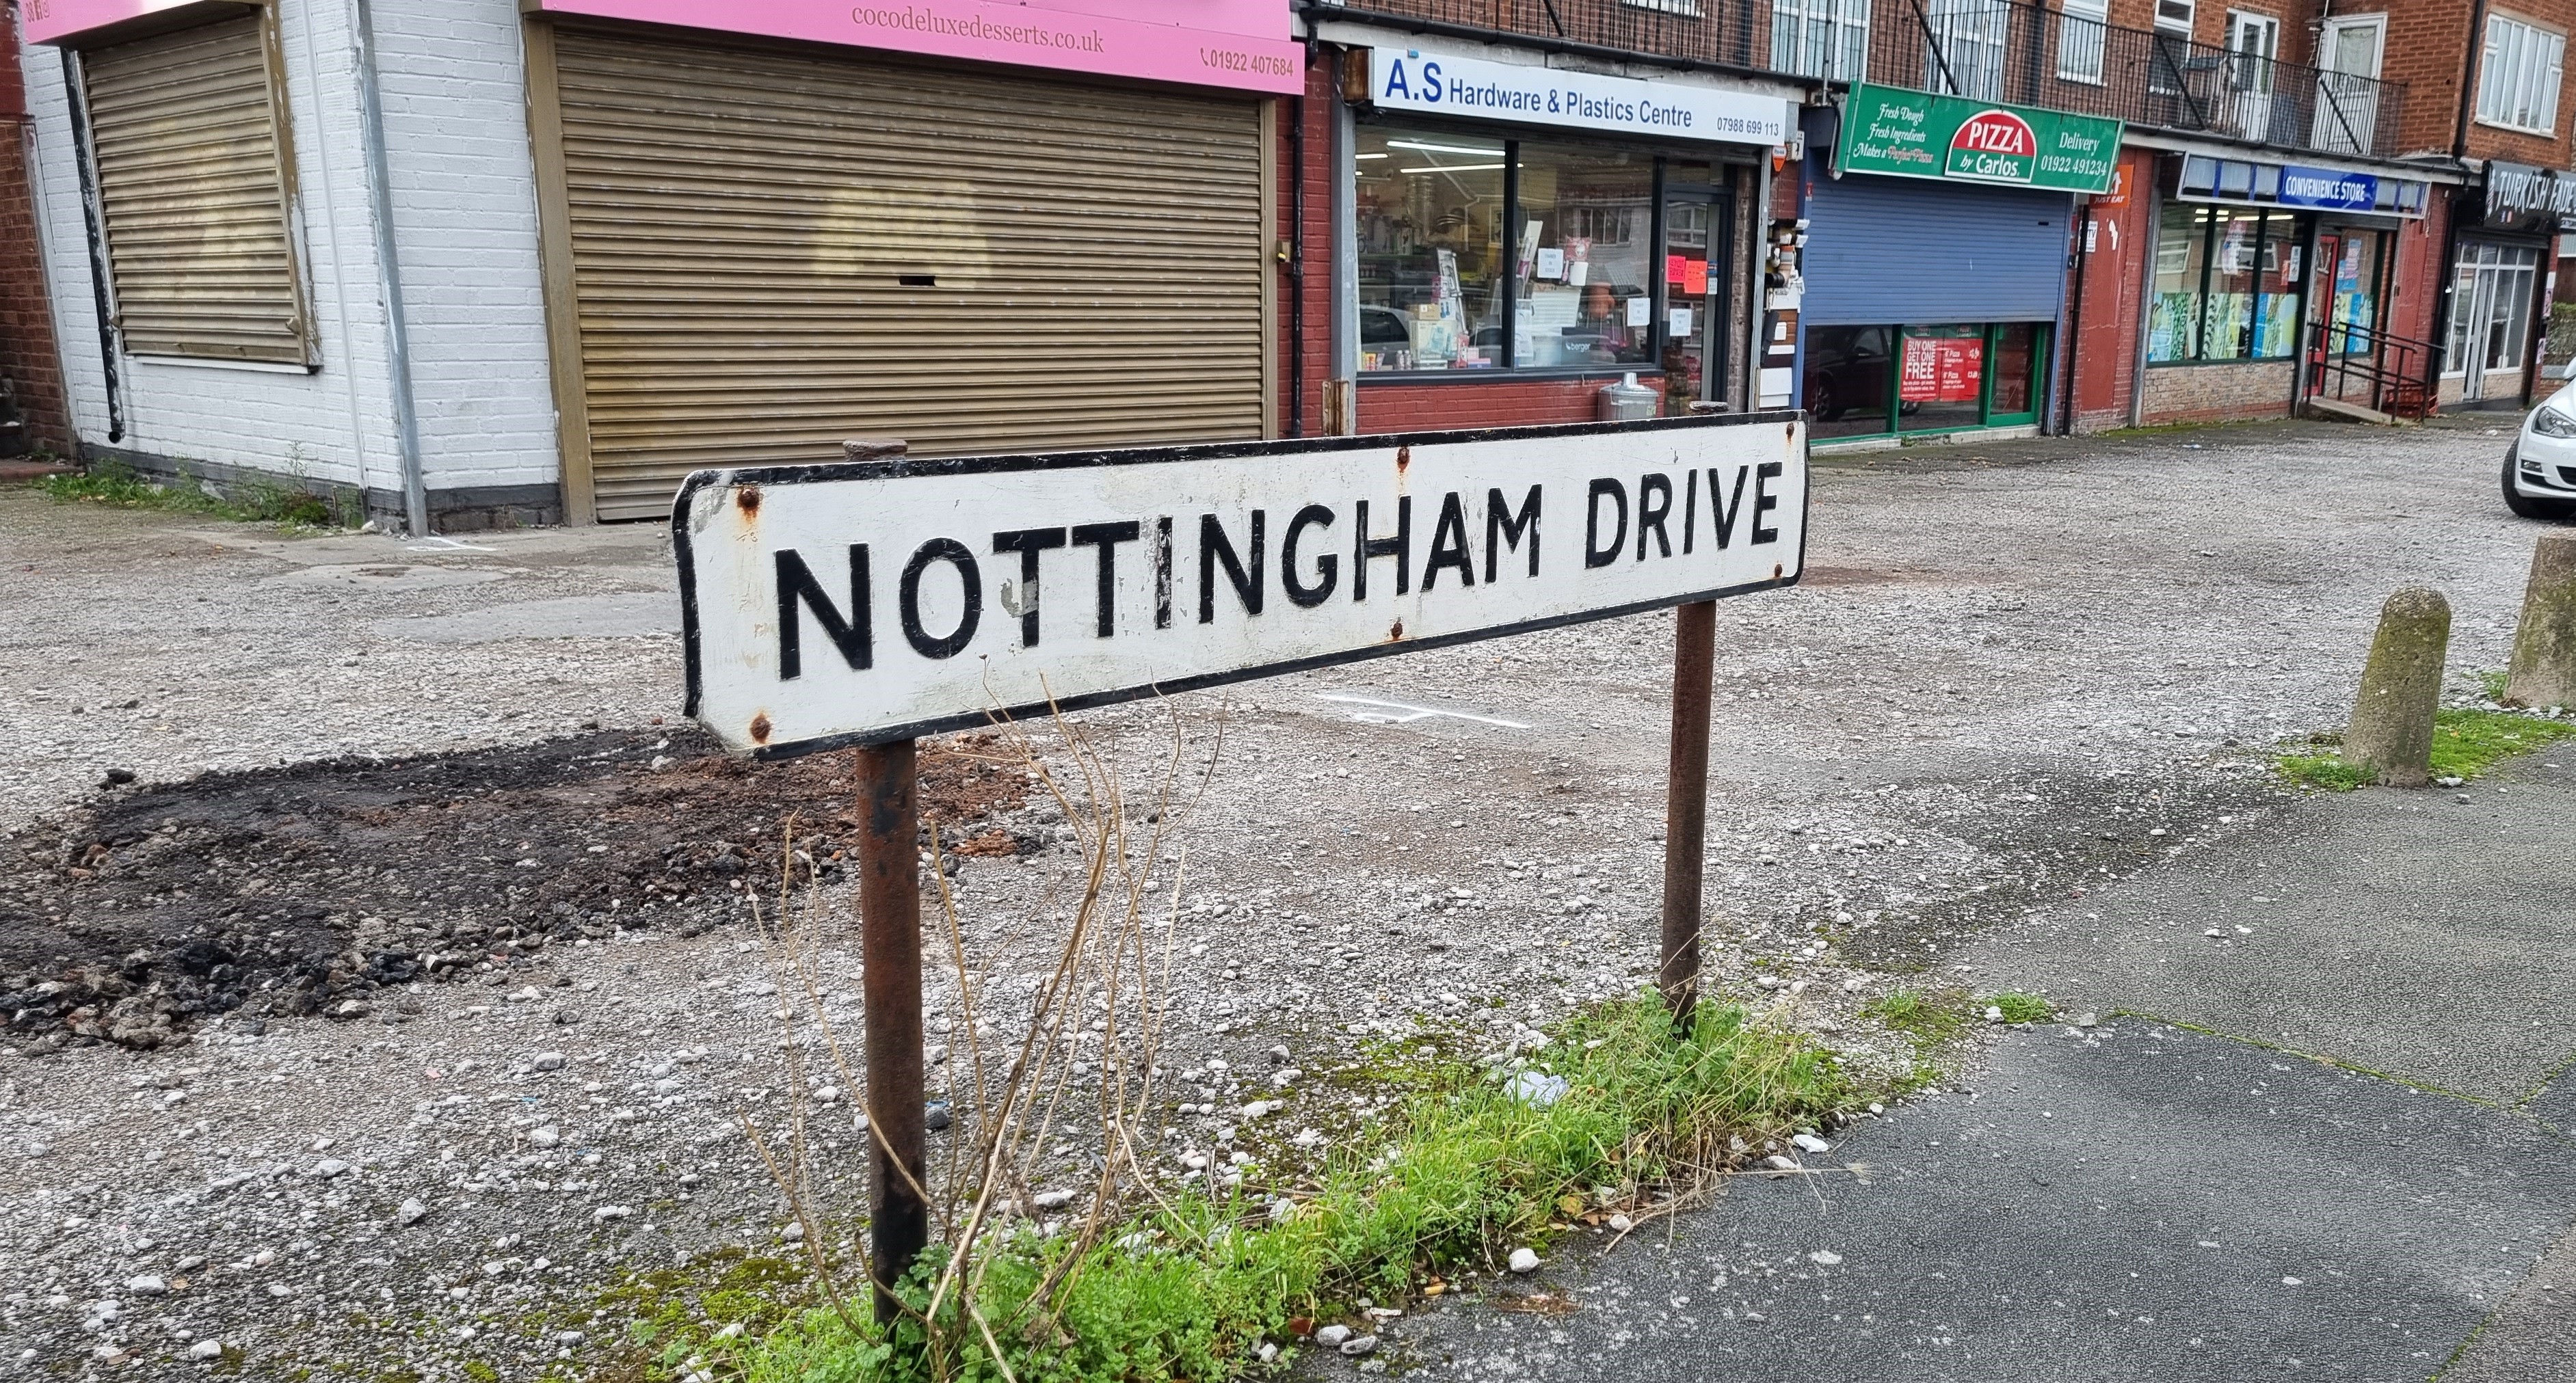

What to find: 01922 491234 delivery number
left=1201, top=46, right=1294, bottom=77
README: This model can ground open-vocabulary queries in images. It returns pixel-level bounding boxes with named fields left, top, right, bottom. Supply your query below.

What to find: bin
left=1597, top=371, right=1658, bottom=421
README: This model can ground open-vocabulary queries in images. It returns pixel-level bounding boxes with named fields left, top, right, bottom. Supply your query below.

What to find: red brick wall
left=1, top=4, right=70, bottom=455
left=2140, top=360, right=2300, bottom=421
left=1356, top=377, right=1628, bottom=431
left=2068, top=149, right=2157, bottom=432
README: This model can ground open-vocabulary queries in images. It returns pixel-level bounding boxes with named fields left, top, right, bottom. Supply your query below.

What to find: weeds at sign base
left=708, top=993, right=1851, bottom=1383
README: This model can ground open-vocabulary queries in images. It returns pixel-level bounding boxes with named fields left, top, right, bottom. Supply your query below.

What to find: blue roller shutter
left=1803, top=172, right=2072, bottom=326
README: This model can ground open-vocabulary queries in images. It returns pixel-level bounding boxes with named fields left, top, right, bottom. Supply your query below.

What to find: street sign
left=671, top=410, right=1807, bottom=1321
left=676, top=413, right=1808, bottom=758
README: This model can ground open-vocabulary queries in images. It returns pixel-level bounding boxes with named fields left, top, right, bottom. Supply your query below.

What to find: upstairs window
left=2057, top=0, right=2110, bottom=86
left=2477, top=15, right=2566, bottom=135
left=1770, top=0, right=1868, bottom=83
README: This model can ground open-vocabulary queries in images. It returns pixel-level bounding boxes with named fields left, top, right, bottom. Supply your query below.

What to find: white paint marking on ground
left=404, top=536, right=499, bottom=553
left=1311, top=693, right=1532, bottom=729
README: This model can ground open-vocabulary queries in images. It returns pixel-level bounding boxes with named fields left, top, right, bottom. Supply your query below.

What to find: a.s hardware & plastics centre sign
left=1837, top=83, right=2121, bottom=195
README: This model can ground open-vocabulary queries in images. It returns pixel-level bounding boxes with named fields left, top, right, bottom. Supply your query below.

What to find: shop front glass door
left=1658, top=188, right=1732, bottom=412
left=2450, top=242, right=2540, bottom=400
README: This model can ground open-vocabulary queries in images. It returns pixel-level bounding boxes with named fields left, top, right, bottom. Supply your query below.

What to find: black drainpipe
left=2060, top=202, right=2092, bottom=435
left=59, top=48, right=122, bottom=444
left=1287, top=42, right=1311, bottom=439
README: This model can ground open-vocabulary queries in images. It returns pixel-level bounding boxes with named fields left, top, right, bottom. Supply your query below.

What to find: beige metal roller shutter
left=81, top=12, right=309, bottom=364
left=549, top=27, right=1268, bottom=522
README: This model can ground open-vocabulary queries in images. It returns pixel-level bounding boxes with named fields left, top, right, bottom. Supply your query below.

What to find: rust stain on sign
left=748, top=712, right=773, bottom=744
left=1388, top=619, right=1405, bottom=641
left=735, top=485, right=762, bottom=516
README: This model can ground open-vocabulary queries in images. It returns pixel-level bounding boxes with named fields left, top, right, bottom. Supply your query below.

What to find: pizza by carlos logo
left=1946, top=108, right=2038, bottom=183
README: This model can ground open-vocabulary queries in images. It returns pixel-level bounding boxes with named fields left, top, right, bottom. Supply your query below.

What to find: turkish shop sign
left=1838, top=83, right=2121, bottom=195
left=2484, top=161, right=2576, bottom=232
left=679, top=416, right=1808, bottom=755
left=1368, top=47, right=1792, bottom=147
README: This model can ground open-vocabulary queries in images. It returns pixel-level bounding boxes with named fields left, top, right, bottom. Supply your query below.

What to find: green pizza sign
left=1837, top=83, right=2121, bottom=194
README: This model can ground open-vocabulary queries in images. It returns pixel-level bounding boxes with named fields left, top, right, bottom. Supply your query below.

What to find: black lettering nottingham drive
left=1067, top=520, right=1140, bottom=638
left=1353, top=496, right=1411, bottom=600
left=1585, top=478, right=1629, bottom=569
left=1752, top=461, right=1783, bottom=543
left=773, top=545, right=870, bottom=681
left=1422, top=492, right=1476, bottom=590
left=991, top=526, right=1066, bottom=647
left=1707, top=466, right=1749, bottom=548
left=1636, top=472, right=1674, bottom=561
left=1281, top=503, right=1338, bottom=608
left=1199, top=510, right=1266, bottom=623
left=1484, top=485, right=1541, bottom=583
left=899, top=537, right=981, bottom=659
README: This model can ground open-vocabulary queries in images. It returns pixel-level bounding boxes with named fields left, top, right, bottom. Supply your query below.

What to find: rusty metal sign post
left=674, top=414, right=1807, bottom=1318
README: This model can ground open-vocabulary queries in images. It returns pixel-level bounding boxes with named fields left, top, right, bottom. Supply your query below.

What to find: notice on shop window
left=1900, top=335, right=1984, bottom=403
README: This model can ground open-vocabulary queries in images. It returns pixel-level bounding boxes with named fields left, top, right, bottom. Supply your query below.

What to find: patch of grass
left=715, top=995, right=1855, bottom=1382
left=1984, top=991, right=2054, bottom=1024
left=1861, top=986, right=1969, bottom=1045
left=2477, top=669, right=2512, bottom=702
left=2429, top=708, right=2576, bottom=780
left=36, top=458, right=348, bottom=529
left=2277, top=710, right=2576, bottom=791
left=2275, top=750, right=2376, bottom=792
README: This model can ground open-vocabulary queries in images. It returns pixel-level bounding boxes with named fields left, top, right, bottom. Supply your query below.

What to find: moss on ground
left=2277, top=710, right=2576, bottom=791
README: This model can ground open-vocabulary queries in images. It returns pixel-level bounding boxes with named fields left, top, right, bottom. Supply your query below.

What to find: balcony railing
left=1872, top=1, right=2405, bottom=159
left=1310, top=1, right=2408, bottom=160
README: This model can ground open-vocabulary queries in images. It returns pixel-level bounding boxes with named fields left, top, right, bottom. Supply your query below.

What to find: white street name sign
left=677, top=414, right=1807, bottom=757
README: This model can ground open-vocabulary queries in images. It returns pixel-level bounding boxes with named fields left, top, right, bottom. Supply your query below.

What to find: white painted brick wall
left=21, top=0, right=559, bottom=501
left=371, top=0, right=556, bottom=493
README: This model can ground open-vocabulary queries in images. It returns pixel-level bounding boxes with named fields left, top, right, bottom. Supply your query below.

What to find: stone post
left=2504, top=533, right=2576, bottom=710
left=2346, top=587, right=2450, bottom=788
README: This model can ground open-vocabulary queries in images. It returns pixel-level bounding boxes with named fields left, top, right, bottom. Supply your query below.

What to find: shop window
left=1804, top=322, right=2043, bottom=438
left=2475, top=16, right=2565, bottom=135
left=1513, top=142, right=1656, bottom=370
left=1354, top=124, right=1679, bottom=375
left=1355, top=128, right=1506, bottom=371
left=1805, top=325, right=1893, bottom=437
left=76, top=12, right=312, bottom=364
left=2149, top=203, right=2307, bottom=364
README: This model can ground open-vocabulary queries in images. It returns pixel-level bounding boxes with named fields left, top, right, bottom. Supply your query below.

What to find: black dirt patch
left=0, top=726, right=1031, bottom=1051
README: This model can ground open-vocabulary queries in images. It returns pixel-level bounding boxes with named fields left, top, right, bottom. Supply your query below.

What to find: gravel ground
left=0, top=415, right=2555, bottom=1379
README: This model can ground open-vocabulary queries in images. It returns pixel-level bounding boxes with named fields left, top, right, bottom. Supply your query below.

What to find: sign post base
left=855, top=738, right=929, bottom=1324
left=1660, top=600, right=1716, bottom=1028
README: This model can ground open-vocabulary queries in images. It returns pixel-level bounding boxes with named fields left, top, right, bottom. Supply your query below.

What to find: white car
left=2508, top=381, right=2576, bottom=520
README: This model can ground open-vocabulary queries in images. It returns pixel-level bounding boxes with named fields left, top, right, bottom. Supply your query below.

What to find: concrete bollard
left=2346, top=587, right=2451, bottom=788
left=2504, top=532, right=2576, bottom=710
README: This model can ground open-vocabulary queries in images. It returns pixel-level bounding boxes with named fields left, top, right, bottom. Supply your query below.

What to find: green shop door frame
left=1809, top=321, right=2050, bottom=440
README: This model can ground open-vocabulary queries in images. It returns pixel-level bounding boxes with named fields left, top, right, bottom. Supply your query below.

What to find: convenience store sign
left=1839, top=84, right=2121, bottom=195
